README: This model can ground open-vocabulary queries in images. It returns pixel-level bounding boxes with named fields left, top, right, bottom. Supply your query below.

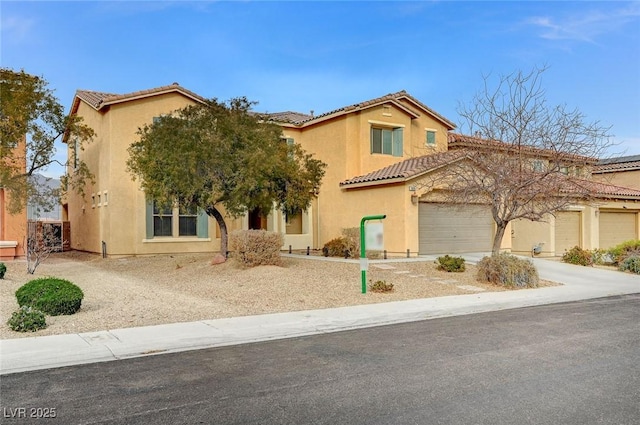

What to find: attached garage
left=599, top=211, right=638, bottom=249
left=419, top=203, right=494, bottom=254
left=554, top=211, right=581, bottom=255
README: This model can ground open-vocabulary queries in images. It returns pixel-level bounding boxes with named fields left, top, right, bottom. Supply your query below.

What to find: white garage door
left=419, top=203, right=494, bottom=254
left=599, top=212, right=637, bottom=249
left=555, top=211, right=581, bottom=255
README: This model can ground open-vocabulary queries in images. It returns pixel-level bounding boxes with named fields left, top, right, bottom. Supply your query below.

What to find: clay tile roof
left=340, top=150, right=466, bottom=187
left=262, top=111, right=313, bottom=124
left=263, top=90, right=455, bottom=129
left=74, top=83, right=206, bottom=111
left=566, top=178, right=640, bottom=199
left=594, top=154, right=640, bottom=173
left=75, top=90, right=117, bottom=109
left=448, top=133, right=597, bottom=163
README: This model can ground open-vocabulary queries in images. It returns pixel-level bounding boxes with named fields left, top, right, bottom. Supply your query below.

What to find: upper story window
left=371, top=127, right=403, bottom=157
left=426, top=129, right=436, bottom=146
left=532, top=160, right=546, bottom=172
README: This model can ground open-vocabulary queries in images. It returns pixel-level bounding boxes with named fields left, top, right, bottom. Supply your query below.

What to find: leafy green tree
left=127, top=97, right=326, bottom=257
left=0, top=68, right=94, bottom=214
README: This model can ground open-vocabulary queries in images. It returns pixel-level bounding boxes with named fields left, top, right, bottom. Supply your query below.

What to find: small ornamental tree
left=127, top=97, right=326, bottom=257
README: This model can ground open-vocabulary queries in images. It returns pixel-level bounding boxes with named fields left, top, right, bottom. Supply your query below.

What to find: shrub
left=7, top=306, right=47, bottom=332
left=619, top=256, right=640, bottom=275
left=323, top=237, right=350, bottom=257
left=477, top=254, right=539, bottom=288
left=0, top=262, right=6, bottom=279
left=16, top=277, right=84, bottom=315
left=323, top=229, right=381, bottom=258
left=607, top=240, right=640, bottom=265
left=229, top=229, right=284, bottom=267
left=591, top=248, right=614, bottom=265
left=561, top=246, right=594, bottom=266
left=341, top=228, right=360, bottom=256
left=436, top=255, right=466, bottom=272
left=369, top=280, right=394, bottom=293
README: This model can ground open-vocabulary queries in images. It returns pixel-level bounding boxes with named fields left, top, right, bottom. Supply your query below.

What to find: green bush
left=477, top=254, right=539, bottom=288
left=16, top=277, right=84, bottom=316
left=619, top=256, right=640, bottom=274
left=591, top=248, right=613, bottom=265
left=369, top=280, right=394, bottom=293
left=0, top=262, right=6, bottom=279
left=229, top=229, right=284, bottom=267
left=562, top=246, right=594, bottom=266
left=607, top=240, right=640, bottom=265
left=7, top=306, right=47, bottom=332
left=436, top=255, right=466, bottom=272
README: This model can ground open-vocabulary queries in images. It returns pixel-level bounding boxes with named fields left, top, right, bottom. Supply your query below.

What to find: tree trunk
left=492, top=222, right=508, bottom=257
left=206, top=206, right=229, bottom=258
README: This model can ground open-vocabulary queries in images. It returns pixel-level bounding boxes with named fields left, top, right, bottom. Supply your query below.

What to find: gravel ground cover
left=0, top=251, right=557, bottom=339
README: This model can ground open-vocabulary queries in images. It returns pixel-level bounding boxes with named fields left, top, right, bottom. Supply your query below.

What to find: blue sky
left=2, top=1, right=639, bottom=177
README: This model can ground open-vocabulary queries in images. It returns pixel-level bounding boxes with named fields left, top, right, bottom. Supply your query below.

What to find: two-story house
left=64, top=83, right=640, bottom=257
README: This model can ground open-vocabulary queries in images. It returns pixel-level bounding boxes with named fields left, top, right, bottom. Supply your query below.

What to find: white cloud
left=526, top=3, right=640, bottom=43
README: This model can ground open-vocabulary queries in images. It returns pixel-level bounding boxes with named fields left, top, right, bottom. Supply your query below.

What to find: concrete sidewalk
left=1, top=255, right=638, bottom=375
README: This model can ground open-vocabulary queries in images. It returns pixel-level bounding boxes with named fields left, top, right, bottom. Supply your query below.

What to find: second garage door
left=599, top=211, right=637, bottom=249
left=419, top=203, right=494, bottom=254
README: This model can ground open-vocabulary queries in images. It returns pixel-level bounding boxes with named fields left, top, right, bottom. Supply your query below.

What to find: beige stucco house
left=64, top=84, right=640, bottom=257
left=1, top=137, right=27, bottom=260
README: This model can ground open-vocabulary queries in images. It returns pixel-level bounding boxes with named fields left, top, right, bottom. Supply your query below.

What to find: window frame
left=370, top=125, right=403, bottom=157
left=425, top=129, right=437, bottom=146
left=146, top=199, right=208, bottom=239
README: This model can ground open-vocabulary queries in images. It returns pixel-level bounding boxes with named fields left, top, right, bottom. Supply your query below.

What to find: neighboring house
left=588, top=155, right=640, bottom=250
left=593, top=155, right=640, bottom=190
left=0, top=136, right=27, bottom=260
left=65, top=84, right=640, bottom=257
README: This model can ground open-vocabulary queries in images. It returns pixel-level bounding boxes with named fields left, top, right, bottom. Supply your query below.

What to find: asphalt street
left=1, top=294, right=639, bottom=425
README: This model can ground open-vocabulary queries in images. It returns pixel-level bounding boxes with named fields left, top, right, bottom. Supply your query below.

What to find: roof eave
left=340, top=176, right=408, bottom=189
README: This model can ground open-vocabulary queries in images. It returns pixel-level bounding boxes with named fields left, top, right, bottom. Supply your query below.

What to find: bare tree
left=420, top=66, right=613, bottom=256
left=26, top=222, right=63, bottom=274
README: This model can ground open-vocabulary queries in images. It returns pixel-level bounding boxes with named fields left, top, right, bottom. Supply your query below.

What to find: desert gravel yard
left=0, top=251, right=557, bottom=339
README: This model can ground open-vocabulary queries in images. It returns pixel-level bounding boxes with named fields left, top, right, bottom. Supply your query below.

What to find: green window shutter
left=196, top=209, right=208, bottom=238
left=392, top=128, right=403, bottom=157
left=371, top=128, right=381, bottom=153
left=145, top=199, right=154, bottom=239
left=382, top=129, right=393, bottom=154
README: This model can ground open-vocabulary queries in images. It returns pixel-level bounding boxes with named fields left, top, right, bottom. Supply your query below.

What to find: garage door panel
left=419, top=203, right=493, bottom=254
left=555, top=211, right=581, bottom=256
left=599, top=212, right=637, bottom=249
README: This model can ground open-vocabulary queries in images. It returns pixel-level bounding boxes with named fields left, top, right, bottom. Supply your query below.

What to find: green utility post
left=360, top=214, right=386, bottom=294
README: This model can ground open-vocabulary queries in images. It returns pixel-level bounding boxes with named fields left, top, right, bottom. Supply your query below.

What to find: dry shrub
left=229, top=230, right=284, bottom=267
left=341, top=228, right=360, bottom=256
left=323, top=237, right=348, bottom=257
left=322, top=228, right=380, bottom=258
left=476, top=253, right=539, bottom=288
